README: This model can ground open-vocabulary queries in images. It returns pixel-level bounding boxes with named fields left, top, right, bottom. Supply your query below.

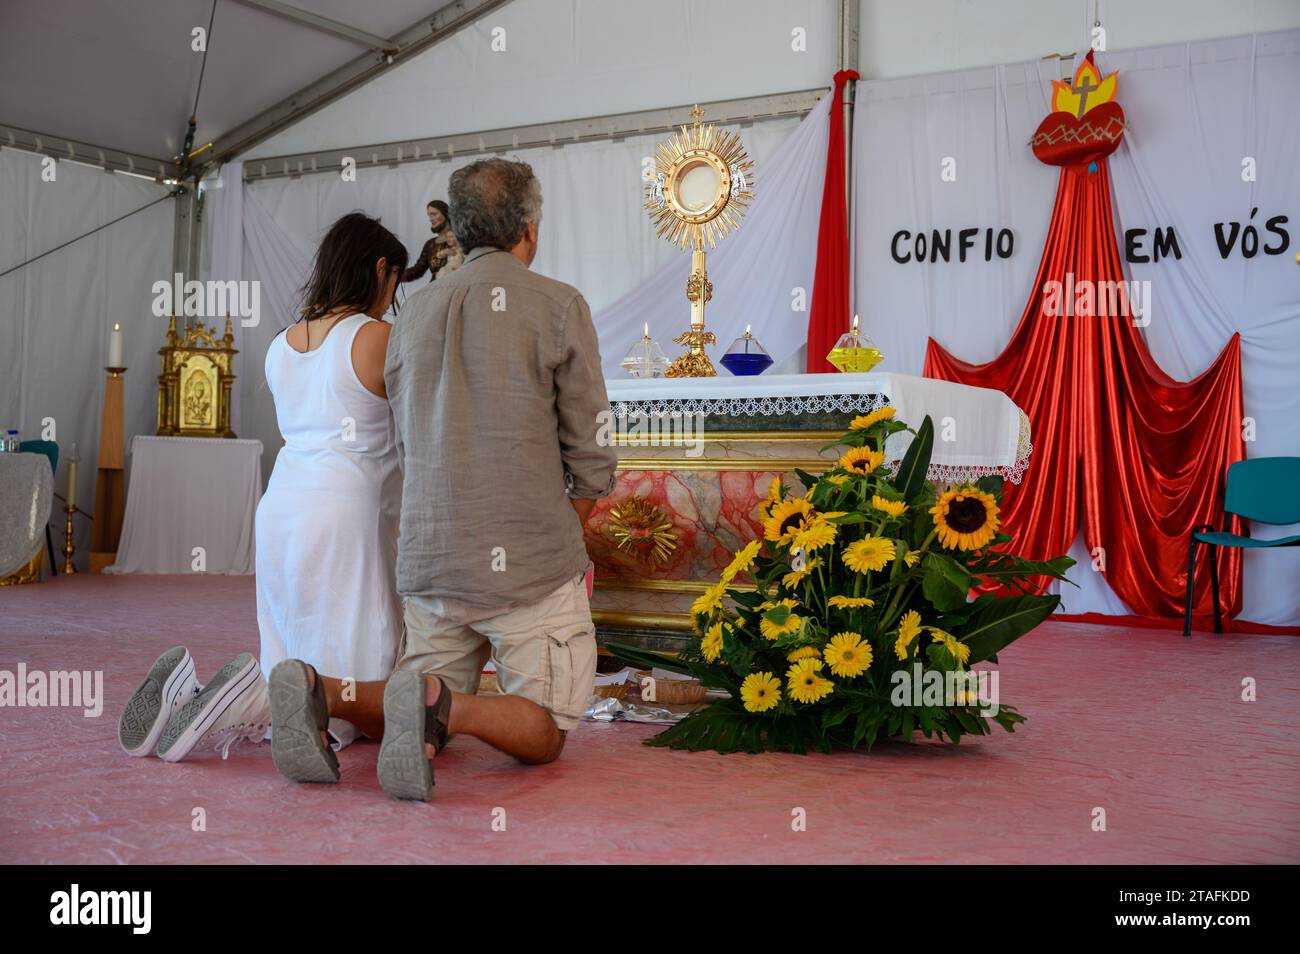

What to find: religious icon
left=644, top=105, right=754, bottom=377
left=156, top=315, right=237, bottom=437
left=1030, top=50, right=1126, bottom=171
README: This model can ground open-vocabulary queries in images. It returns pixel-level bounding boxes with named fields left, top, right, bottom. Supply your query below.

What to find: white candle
left=108, top=323, right=123, bottom=367
left=67, top=443, right=77, bottom=510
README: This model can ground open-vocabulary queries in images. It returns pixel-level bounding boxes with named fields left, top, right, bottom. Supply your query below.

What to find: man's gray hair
left=447, top=158, right=542, bottom=252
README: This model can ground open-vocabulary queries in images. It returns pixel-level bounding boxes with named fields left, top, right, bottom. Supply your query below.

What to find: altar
left=583, top=371, right=1031, bottom=648
left=104, top=435, right=263, bottom=575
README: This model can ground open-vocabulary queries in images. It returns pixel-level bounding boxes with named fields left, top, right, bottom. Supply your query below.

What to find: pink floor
left=1, top=574, right=1297, bottom=865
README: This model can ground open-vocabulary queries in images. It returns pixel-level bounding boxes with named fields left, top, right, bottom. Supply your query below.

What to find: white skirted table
left=0, top=452, right=54, bottom=582
left=587, top=371, right=1032, bottom=644
left=105, top=436, right=263, bottom=575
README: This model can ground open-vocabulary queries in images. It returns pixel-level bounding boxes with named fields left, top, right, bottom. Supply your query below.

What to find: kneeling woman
left=117, top=212, right=406, bottom=768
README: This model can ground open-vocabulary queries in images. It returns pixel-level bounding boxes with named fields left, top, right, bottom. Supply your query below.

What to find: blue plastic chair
left=18, top=440, right=60, bottom=577
left=1184, top=457, right=1300, bottom=636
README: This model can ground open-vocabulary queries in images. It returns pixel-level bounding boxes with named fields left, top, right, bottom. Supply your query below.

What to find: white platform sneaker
left=118, top=646, right=200, bottom=757
left=156, top=653, right=270, bottom=762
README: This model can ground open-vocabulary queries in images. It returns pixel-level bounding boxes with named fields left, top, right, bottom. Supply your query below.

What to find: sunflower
left=701, top=621, right=725, bottom=662
left=930, top=486, right=1001, bottom=551
left=895, top=609, right=922, bottom=660
left=782, top=557, right=821, bottom=589
left=763, top=497, right=814, bottom=545
left=849, top=406, right=897, bottom=430
left=824, top=631, right=873, bottom=678
left=786, top=659, right=835, bottom=704
left=822, top=474, right=851, bottom=487
left=871, top=495, right=907, bottom=517
left=837, top=447, right=886, bottom=476
left=721, top=539, right=761, bottom=584
left=786, top=646, right=821, bottom=662
left=767, top=476, right=784, bottom=501
left=740, top=672, right=781, bottom=713
left=828, top=595, right=876, bottom=609
left=759, top=599, right=802, bottom=641
left=691, top=582, right=725, bottom=617
left=792, top=518, right=837, bottom=552
left=927, top=627, right=972, bottom=665
left=842, top=535, right=897, bottom=574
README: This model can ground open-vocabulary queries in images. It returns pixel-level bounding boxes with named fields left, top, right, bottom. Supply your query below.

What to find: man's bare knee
left=519, top=727, right=566, bottom=765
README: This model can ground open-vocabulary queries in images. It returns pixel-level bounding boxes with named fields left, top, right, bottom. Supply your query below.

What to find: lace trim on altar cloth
left=607, top=392, right=888, bottom=419
left=607, top=398, right=1033, bottom=486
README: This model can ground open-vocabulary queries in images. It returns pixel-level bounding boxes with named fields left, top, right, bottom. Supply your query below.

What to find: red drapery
left=924, top=162, right=1246, bottom=621
left=806, top=69, right=859, bottom=373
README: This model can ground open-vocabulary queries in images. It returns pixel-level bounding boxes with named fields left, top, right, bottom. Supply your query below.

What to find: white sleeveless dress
left=255, top=314, right=403, bottom=712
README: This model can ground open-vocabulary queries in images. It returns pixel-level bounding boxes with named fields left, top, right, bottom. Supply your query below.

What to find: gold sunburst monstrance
left=644, top=105, right=754, bottom=377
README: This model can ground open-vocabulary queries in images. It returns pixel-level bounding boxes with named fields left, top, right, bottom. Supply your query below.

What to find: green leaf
left=976, top=474, right=1005, bottom=497
left=895, top=415, right=934, bottom=502
left=602, top=641, right=692, bottom=675
left=957, top=594, right=1061, bottom=663
left=921, top=552, right=972, bottom=611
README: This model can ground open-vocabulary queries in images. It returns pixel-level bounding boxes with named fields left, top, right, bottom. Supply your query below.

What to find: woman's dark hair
left=299, top=212, right=408, bottom=321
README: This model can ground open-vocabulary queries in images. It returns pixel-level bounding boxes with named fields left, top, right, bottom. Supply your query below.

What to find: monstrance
left=644, top=105, right=754, bottom=377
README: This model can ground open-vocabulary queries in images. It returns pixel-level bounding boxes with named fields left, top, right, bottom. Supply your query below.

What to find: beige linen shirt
left=385, top=246, right=617, bottom=611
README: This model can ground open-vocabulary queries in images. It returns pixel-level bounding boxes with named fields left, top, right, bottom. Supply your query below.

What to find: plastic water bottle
left=2, top=429, right=17, bottom=452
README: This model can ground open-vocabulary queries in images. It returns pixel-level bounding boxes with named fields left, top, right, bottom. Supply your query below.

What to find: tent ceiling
left=0, top=0, right=452, bottom=162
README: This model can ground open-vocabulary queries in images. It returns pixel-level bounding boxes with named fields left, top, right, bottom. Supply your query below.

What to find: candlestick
left=109, top=322, right=123, bottom=367
left=66, top=444, right=77, bottom=510
left=61, top=503, right=76, bottom=574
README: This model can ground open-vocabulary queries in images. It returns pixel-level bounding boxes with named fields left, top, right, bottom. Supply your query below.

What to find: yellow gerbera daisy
left=759, top=599, right=802, bottom=640
left=824, top=631, right=873, bottom=678
left=842, top=535, right=897, bottom=574
left=786, top=646, right=821, bottom=662
left=871, top=495, right=907, bottom=517
left=740, top=672, right=781, bottom=713
left=763, top=497, right=814, bottom=545
left=828, top=595, right=876, bottom=609
left=792, top=518, right=837, bottom=552
left=786, top=659, right=835, bottom=704
left=903, top=551, right=920, bottom=567
left=895, top=609, right=922, bottom=660
left=782, top=557, right=821, bottom=589
left=837, top=446, right=886, bottom=476
left=691, top=582, right=725, bottom=617
left=701, top=621, right=725, bottom=662
left=927, top=627, right=972, bottom=665
left=720, top=539, right=761, bottom=584
left=930, top=486, right=1001, bottom=551
left=849, top=406, right=897, bottom=430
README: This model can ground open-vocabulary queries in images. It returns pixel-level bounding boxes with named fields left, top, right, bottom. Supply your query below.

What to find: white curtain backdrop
left=0, top=148, right=173, bottom=569
left=204, top=110, right=809, bottom=477
left=851, top=30, right=1300, bottom=625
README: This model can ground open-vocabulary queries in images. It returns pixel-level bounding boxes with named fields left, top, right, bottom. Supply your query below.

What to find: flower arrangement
left=608, top=408, right=1074, bottom=755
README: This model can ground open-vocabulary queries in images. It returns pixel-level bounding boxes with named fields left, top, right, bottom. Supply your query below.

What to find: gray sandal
left=268, top=659, right=339, bottom=784
left=376, top=671, right=452, bottom=801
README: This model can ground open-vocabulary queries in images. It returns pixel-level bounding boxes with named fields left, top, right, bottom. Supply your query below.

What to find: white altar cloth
left=605, top=371, right=1031, bottom=484
left=105, top=436, right=263, bottom=575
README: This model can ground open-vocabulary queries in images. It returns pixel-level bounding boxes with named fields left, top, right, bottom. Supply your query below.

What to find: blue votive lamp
left=719, top=325, right=774, bottom=376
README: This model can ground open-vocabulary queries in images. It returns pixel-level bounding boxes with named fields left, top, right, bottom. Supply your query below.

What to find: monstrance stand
left=644, top=105, right=754, bottom=377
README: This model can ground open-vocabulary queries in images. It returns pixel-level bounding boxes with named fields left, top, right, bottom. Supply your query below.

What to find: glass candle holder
left=719, top=325, right=774, bottom=376
left=826, top=315, right=884, bottom=373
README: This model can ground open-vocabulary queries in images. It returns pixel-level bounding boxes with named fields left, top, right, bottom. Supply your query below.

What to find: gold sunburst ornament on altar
left=605, top=496, right=678, bottom=568
left=644, top=104, right=754, bottom=377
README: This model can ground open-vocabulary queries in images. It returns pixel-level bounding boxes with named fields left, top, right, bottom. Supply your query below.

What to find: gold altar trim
left=617, top=457, right=833, bottom=473
left=611, top=429, right=845, bottom=446
left=595, top=577, right=755, bottom=596
left=592, top=609, right=695, bottom=631
left=0, top=547, right=44, bottom=586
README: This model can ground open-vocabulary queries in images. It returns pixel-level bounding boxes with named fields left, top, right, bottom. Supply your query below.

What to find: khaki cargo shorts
left=395, top=573, right=597, bottom=732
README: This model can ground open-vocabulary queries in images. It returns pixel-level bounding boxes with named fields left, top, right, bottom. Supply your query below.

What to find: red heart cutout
left=1031, top=101, right=1126, bottom=168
